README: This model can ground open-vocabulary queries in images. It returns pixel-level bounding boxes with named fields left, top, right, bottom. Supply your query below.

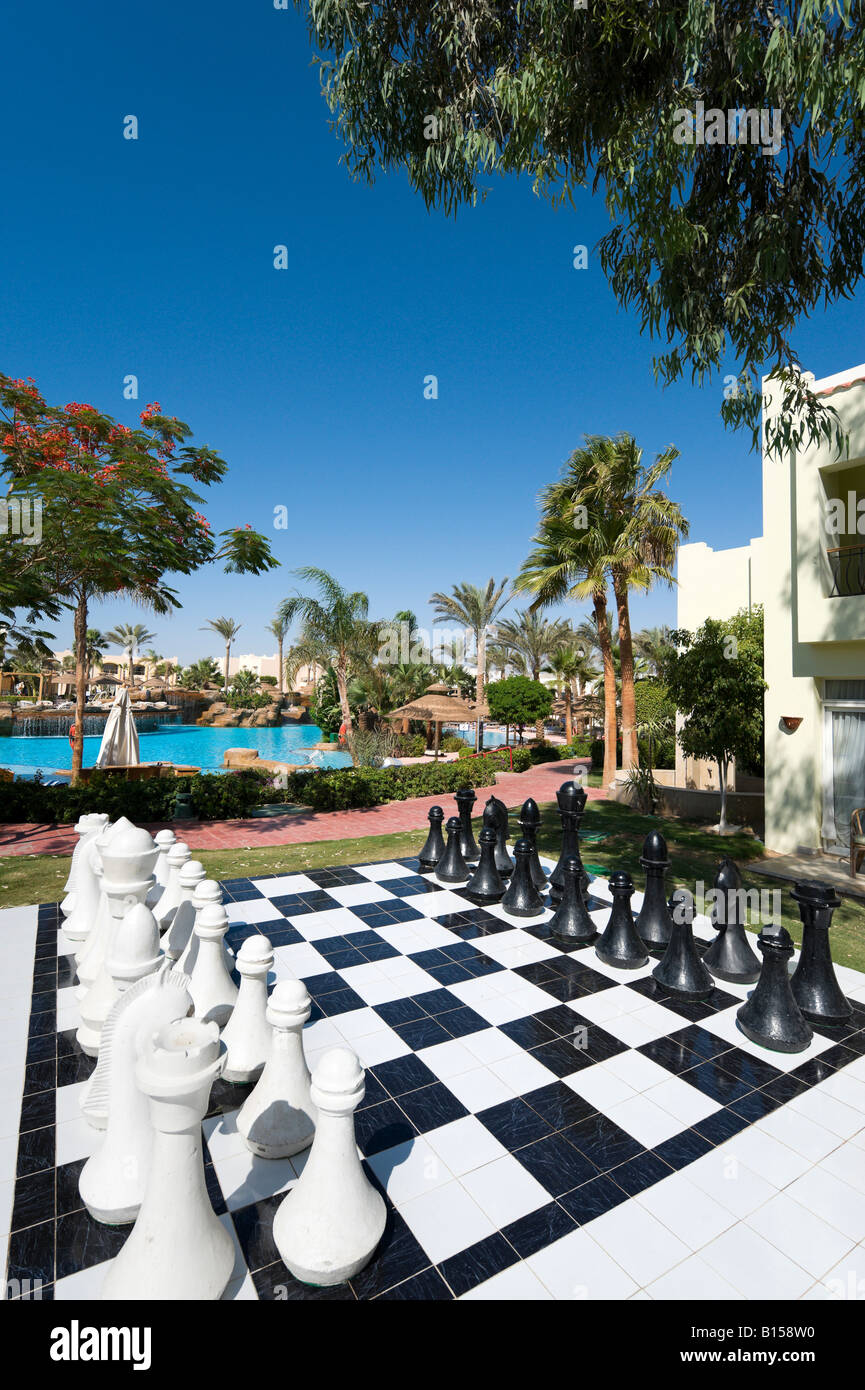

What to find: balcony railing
left=827, top=543, right=865, bottom=597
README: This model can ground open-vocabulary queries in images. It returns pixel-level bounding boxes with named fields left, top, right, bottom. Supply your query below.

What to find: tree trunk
left=223, top=642, right=230, bottom=694
left=71, top=589, right=88, bottom=785
left=475, top=627, right=485, bottom=752
left=613, top=569, right=639, bottom=770
left=532, top=663, right=544, bottom=742
left=564, top=686, right=573, bottom=743
left=335, top=662, right=355, bottom=763
left=277, top=639, right=284, bottom=695
left=718, top=756, right=729, bottom=831
left=594, top=590, right=617, bottom=787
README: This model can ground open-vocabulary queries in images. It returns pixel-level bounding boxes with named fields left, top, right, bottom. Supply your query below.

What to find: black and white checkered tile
left=3, top=854, right=865, bottom=1301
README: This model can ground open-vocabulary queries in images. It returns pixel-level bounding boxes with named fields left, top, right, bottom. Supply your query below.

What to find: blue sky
left=2, top=1, right=862, bottom=667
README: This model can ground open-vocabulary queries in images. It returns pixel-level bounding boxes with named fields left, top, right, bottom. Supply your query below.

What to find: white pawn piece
left=101, top=1016, right=234, bottom=1301
left=153, top=840, right=192, bottom=933
left=77, top=902, right=164, bottom=1058
left=272, top=1047, right=385, bottom=1286
left=237, top=980, right=315, bottom=1157
left=146, top=828, right=177, bottom=909
left=79, top=968, right=192, bottom=1221
left=188, top=902, right=238, bottom=1027
left=176, top=878, right=224, bottom=976
left=61, top=814, right=109, bottom=920
left=75, top=817, right=150, bottom=990
left=160, top=859, right=206, bottom=960
left=62, top=833, right=104, bottom=946
left=221, top=936, right=274, bottom=1084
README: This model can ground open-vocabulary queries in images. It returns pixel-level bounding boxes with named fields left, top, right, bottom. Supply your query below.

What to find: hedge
left=0, top=769, right=275, bottom=825
left=280, top=758, right=502, bottom=812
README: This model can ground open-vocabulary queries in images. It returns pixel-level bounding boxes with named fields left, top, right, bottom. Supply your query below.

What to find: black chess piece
left=418, top=805, right=446, bottom=869
left=790, top=880, right=852, bottom=1026
left=550, top=783, right=589, bottom=904
left=595, top=871, right=648, bottom=969
left=736, top=927, right=813, bottom=1053
left=549, top=855, right=596, bottom=943
left=455, top=788, right=480, bottom=861
left=501, top=839, right=545, bottom=918
left=483, top=796, right=514, bottom=877
left=702, top=858, right=760, bottom=984
left=653, top=889, right=714, bottom=1000
left=465, top=827, right=506, bottom=905
left=634, top=830, right=674, bottom=952
left=436, top=816, right=470, bottom=883
left=518, top=797, right=547, bottom=891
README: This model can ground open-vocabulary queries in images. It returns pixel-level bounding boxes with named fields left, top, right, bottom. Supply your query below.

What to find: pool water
left=0, top=723, right=353, bottom=779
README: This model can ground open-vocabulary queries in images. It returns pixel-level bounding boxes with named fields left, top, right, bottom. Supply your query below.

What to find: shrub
left=395, top=733, right=426, bottom=757
left=0, top=768, right=272, bottom=824
left=527, top=741, right=561, bottom=764
left=440, top=735, right=467, bottom=753
left=280, top=759, right=499, bottom=812
left=259, top=675, right=278, bottom=687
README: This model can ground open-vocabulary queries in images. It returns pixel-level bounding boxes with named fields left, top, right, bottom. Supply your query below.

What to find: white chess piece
left=176, top=878, right=223, bottom=975
left=272, top=1047, right=385, bottom=1285
left=62, top=832, right=104, bottom=946
left=146, top=828, right=177, bottom=909
left=62, top=814, right=109, bottom=922
left=101, top=1016, right=235, bottom=1301
left=75, top=818, right=151, bottom=991
left=77, top=900, right=163, bottom=1058
left=79, top=967, right=192, bottom=1221
left=221, top=936, right=274, bottom=1084
left=188, top=902, right=238, bottom=1026
left=153, top=840, right=192, bottom=933
left=237, top=980, right=315, bottom=1157
left=160, top=859, right=206, bottom=960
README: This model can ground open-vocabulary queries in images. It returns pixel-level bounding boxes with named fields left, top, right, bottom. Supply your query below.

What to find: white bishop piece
left=62, top=831, right=105, bottom=947
left=75, top=818, right=147, bottom=993
left=101, top=1016, right=234, bottom=1301
left=237, top=979, right=315, bottom=1157
left=220, top=935, right=274, bottom=1083
left=176, top=878, right=224, bottom=976
left=188, top=902, right=238, bottom=1026
left=146, top=829, right=177, bottom=908
left=61, top=814, right=109, bottom=928
left=153, top=840, right=192, bottom=933
left=272, top=1047, right=385, bottom=1286
left=160, top=859, right=206, bottom=960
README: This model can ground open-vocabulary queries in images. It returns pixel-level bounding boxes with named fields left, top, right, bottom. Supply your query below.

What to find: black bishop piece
left=418, top=805, right=446, bottom=869
left=436, top=816, right=470, bottom=883
left=736, top=927, right=813, bottom=1054
left=634, top=830, right=674, bottom=952
left=790, top=880, right=852, bottom=1026
left=465, top=827, right=506, bottom=905
left=455, top=788, right=480, bottom=861
left=549, top=855, right=596, bottom=943
left=550, top=781, right=589, bottom=904
left=501, top=839, right=545, bottom=918
left=518, top=797, right=547, bottom=891
left=702, top=858, right=760, bottom=984
left=483, top=796, right=513, bottom=878
left=595, top=871, right=648, bottom=969
left=652, top=889, right=714, bottom=1000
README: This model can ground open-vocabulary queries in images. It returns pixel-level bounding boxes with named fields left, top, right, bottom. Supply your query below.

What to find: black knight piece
left=550, top=782, right=589, bottom=904
left=652, top=889, right=714, bottom=1000
left=634, top=830, right=674, bottom=952
left=455, top=788, right=480, bottom=861
left=736, top=927, right=813, bottom=1054
left=518, top=797, right=547, bottom=891
left=790, top=880, right=853, bottom=1026
left=549, top=855, right=596, bottom=943
left=418, top=805, right=446, bottom=869
left=595, top=871, right=648, bottom=969
left=483, top=795, right=514, bottom=877
left=436, top=816, right=470, bottom=883
left=702, top=858, right=760, bottom=984
left=464, top=827, right=506, bottom=905
left=501, top=839, right=545, bottom=918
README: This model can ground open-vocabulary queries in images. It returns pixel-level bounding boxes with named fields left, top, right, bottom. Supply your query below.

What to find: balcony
left=828, top=543, right=865, bottom=597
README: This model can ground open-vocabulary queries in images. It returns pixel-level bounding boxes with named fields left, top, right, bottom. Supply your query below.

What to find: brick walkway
left=0, top=762, right=606, bottom=857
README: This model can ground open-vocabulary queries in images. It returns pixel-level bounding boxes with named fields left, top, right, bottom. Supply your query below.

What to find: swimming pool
left=0, top=723, right=353, bottom=779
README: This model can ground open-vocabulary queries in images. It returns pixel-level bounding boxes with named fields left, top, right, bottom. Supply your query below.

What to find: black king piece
left=550, top=780, right=589, bottom=904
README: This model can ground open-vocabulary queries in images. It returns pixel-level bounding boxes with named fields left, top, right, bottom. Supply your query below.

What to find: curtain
left=831, top=711, right=865, bottom=848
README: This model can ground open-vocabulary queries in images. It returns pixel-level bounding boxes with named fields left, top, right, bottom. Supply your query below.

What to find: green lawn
left=3, top=794, right=863, bottom=972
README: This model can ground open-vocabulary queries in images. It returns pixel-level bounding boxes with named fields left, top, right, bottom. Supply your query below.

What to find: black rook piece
left=652, top=889, right=714, bottom=1000
left=549, top=855, right=596, bottom=943
left=550, top=782, right=589, bottom=904
left=790, top=880, right=852, bottom=1026
left=595, top=871, right=648, bottom=970
left=702, top=858, right=760, bottom=985
left=418, top=805, right=446, bottom=869
left=483, top=796, right=514, bottom=878
left=635, top=830, right=674, bottom=952
left=736, top=928, right=813, bottom=1054
left=436, top=816, right=470, bottom=883
left=465, top=827, right=506, bottom=905
left=455, top=788, right=480, bottom=861
left=501, top=839, right=545, bottom=918
left=518, top=797, right=547, bottom=891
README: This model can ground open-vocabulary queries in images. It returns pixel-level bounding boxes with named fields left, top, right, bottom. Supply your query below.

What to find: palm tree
left=549, top=645, right=598, bottom=742
left=266, top=612, right=291, bottom=695
left=278, top=568, right=376, bottom=755
left=104, top=623, right=157, bottom=682
left=429, top=578, right=510, bottom=751
left=84, top=629, right=106, bottom=679
left=495, top=609, right=572, bottom=740
left=201, top=617, right=242, bottom=694
left=634, top=625, right=676, bottom=678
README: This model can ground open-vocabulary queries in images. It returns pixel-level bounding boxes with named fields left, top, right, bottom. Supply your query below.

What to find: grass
left=3, top=793, right=863, bottom=971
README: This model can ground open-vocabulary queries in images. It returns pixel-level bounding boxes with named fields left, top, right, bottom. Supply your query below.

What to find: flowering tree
left=0, top=375, right=278, bottom=781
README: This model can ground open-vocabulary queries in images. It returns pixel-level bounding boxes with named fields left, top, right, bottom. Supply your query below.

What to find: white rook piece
left=153, top=840, right=192, bottom=933
left=146, top=828, right=177, bottom=909
left=101, top=1016, right=234, bottom=1301
left=176, top=878, right=223, bottom=976
left=188, top=902, right=238, bottom=1027
left=79, top=968, right=192, bottom=1222
left=221, top=936, right=274, bottom=1084
left=161, top=859, right=206, bottom=960
left=77, top=900, right=163, bottom=1058
left=272, top=1047, right=385, bottom=1286
left=237, top=979, right=315, bottom=1157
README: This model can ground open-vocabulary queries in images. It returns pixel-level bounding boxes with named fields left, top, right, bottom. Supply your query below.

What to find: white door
left=822, top=682, right=865, bottom=850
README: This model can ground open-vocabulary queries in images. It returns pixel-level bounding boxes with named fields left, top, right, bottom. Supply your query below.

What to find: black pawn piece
left=549, top=856, right=596, bottom=943
left=790, top=880, right=852, bottom=1026
left=518, top=797, right=547, bottom=891
left=736, top=928, right=813, bottom=1054
left=501, top=839, right=545, bottom=918
left=595, top=871, right=648, bottom=970
left=437, top=816, right=470, bottom=883
left=455, top=787, right=480, bottom=862
left=483, top=796, right=514, bottom=877
left=465, top=827, right=506, bottom=905
left=702, top=858, right=760, bottom=984
left=550, top=783, right=590, bottom=904
left=653, top=889, right=714, bottom=1000
left=635, top=830, right=674, bottom=952
left=418, top=805, right=446, bottom=869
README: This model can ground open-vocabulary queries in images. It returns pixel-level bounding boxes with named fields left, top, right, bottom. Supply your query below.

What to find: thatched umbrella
left=387, top=686, right=479, bottom=759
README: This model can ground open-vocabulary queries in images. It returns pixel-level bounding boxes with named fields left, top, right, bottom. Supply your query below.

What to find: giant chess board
left=4, top=853, right=865, bottom=1301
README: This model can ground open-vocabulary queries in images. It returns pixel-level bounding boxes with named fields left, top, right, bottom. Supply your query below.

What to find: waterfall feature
left=14, top=711, right=179, bottom=738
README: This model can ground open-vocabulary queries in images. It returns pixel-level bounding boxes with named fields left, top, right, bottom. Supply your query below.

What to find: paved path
left=0, top=762, right=606, bottom=858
